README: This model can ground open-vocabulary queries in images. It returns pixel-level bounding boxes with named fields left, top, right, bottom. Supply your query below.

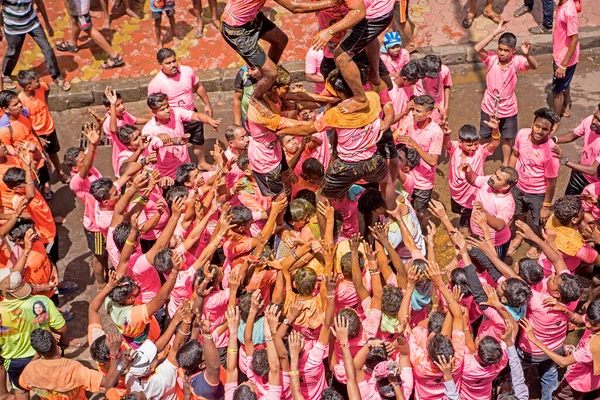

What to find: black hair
left=321, top=388, right=344, bottom=400
left=0, top=90, right=18, bottom=109
left=382, top=285, right=403, bottom=315
left=376, top=377, right=397, bottom=399
left=9, top=218, right=35, bottom=240
left=518, top=258, right=543, bottom=285
left=196, top=264, right=219, bottom=290
left=176, top=162, right=197, bottom=186
left=365, top=345, right=388, bottom=371
left=239, top=292, right=254, bottom=322
left=498, top=32, right=517, bottom=48
left=301, top=158, right=324, bottom=181
left=237, top=152, right=250, bottom=170
left=397, top=144, right=420, bottom=170
left=157, top=47, right=176, bottom=64
left=16, top=70, right=38, bottom=88
left=63, top=147, right=82, bottom=167
left=333, top=210, right=344, bottom=239
left=339, top=308, right=361, bottom=339
left=251, top=348, right=270, bottom=377
left=554, top=195, right=582, bottom=226
left=229, top=205, right=253, bottom=227
left=458, top=124, right=479, bottom=142
left=428, top=333, right=453, bottom=361
left=295, top=189, right=317, bottom=207
left=108, top=276, right=136, bottom=303
left=478, top=336, right=503, bottom=365
left=176, top=340, right=204, bottom=373
left=285, top=198, right=313, bottom=225
left=233, top=386, right=258, bottom=400
left=427, top=311, right=446, bottom=334
left=165, top=186, right=189, bottom=208
left=327, top=68, right=368, bottom=98
left=450, top=269, right=471, bottom=297
left=558, top=274, right=582, bottom=304
left=102, top=90, right=123, bottom=108
left=400, top=60, right=423, bottom=81
left=413, top=259, right=429, bottom=276
left=420, top=54, right=442, bottom=79
left=503, top=278, right=531, bottom=308
left=587, top=298, right=600, bottom=324
left=116, top=124, right=138, bottom=145
left=340, top=251, right=364, bottom=280
left=498, top=166, right=519, bottom=187
left=147, top=93, right=169, bottom=111
left=90, top=335, right=110, bottom=364
left=90, top=177, right=114, bottom=203
left=274, top=65, right=292, bottom=88
left=113, top=221, right=132, bottom=252
left=30, top=328, right=54, bottom=356
left=413, top=95, right=435, bottom=112
left=2, top=167, right=25, bottom=189
left=294, top=267, right=317, bottom=296
left=154, top=249, right=175, bottom=274
left=358, top=188, right=387, bottom=215
left=534, top=108, right=560, bottom=128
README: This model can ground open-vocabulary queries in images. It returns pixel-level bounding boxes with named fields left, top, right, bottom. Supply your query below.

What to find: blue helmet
left=383, top=31, right=402, bottom=49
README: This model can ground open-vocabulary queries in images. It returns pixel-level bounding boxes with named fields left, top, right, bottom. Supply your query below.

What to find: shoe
left=513, top=5, right=531, bottom=18
left=528, top=25, right=552, bottom=34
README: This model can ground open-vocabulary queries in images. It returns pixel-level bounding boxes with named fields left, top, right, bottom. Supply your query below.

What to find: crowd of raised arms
left=0, top=0, right=592, bottom=398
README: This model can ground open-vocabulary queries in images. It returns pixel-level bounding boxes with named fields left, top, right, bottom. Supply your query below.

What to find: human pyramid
left=0, top=0, right=594, bottom=398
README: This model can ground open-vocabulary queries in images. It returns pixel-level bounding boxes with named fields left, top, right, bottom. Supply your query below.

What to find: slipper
left=58, top=281, right=79, bottom=294
left=462, top=13, right=475, bottom=29
left=483, top=12, right=504, bottom=24
left=101, top=53, right=125, bottom=70
left=54, top=78, right=71, bottom=92
left=60, top=309, right=74, bottom=321
left=2, top=76, right=16, bottom=90
left=43, top=187, right=53, bottom=200
left=528, top=25, right=552, bottom=34
left=194, top=28, right=203, bottom=38
left=55, top=40, right=79, bottom=53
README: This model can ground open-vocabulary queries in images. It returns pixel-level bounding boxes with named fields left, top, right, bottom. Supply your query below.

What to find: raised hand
left=518, top=318, right=536, bottom=341
left=265, top=304, right=281, bottom=334
left=250, top=290, right=264, bottom=314
left=520, top=39, right=531, bottom=56
left=369, top=222, right=390, bottom=246
left=226, top=305, right=241, bottom=333
left=433, top=355, right=454, bottom=381
left=317, top=199, right=334, bottom=221
left=515, top=220, right=538, bottom=242
left=428, top=199, right=447, bottom=220
left=331, top=315, right=349, bottom=345
left=105, top=332, right=123, bottom=356
left=424, top=260, right=443, bottom=285
left=500, top=318, right=514, bottom=346
left=407, top=264, right=423, bottom=286
left=82, top=122, right=101, bottom=146
left=483, top=114, right=500, bottom=132
left=288, top=330, right=304, bottom=357
left=349, top=234, right=362, bottom=254
left=325, top=272, right=341, bottom=296
left=104, top=86, right=118, bottom=105
left=288, top=299, right=303, bottom=321
left=481, top=284, right=503, bottom=309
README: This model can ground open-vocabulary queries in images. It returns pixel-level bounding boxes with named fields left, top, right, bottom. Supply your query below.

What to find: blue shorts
left=552, top=62, right=577, bottom=94
left=6, top=357, right=33, bottom=390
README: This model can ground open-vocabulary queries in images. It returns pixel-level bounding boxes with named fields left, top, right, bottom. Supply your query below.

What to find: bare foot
left=198, top=162, right=217, bottom=171
left=562, top=105, right=572, bottom=118
left=404, top=43, right=418, bottom=54
left=54, top=216, right=65, bottom=225
left=100, top=19, right=110, bottom=31
left=337, top=97, right=370, bottom=114
left=211, top=19, right=220, bottom=29
left=250, top=97, right=274, bottom=118
left=125, top=8, right=140, bottom=18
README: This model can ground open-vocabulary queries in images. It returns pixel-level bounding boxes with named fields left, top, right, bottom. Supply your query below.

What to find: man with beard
left=552, top=104, right=600, bottom=195
left=147, top=48, right=214, bottom=171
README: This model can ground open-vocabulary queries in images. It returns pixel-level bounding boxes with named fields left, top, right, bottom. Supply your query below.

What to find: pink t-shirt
left=518, top=273, right=578, bottom=355
left=129, top=253, right=161, bottom=304
left=539, top=244, right=598, bottom=277
left=141, top=108, right=193, bottom=179
left=448, top=141, right=493, bottom=208
left=565, top=329, right=600, bottom=393
left=414, top=65, right=452, bottom=110
left=202, top=288, right=231, bottom=348
left=136, top=189, right=170, bottom=241
left=514, top=129, right=560, bottom=194
left=298, top=341, right=328, bottom=400
left=168, top=265, right=196, bottom=318
left=103, top=111, right=137, bottom=177
left=460, top=345, right=508, bottom=400
left=469, top=176, right=515, bottom=246
left=481, top=52, right=529, bottom=118
left=582, top=182, right=600, bottom=220
left=225, top=383, right=282, bottom=400
left=317, top=4, right=351, bottom=58
left=225, top=148, right=246, bottom=191
left=335, top=119, right=381, bottom=163
left=390, top=85, right=413, bottom=131
left=246, top=117, right=289, bottom=174
left=331, top=187, right=364, bottom=239
left=408, top=120, right=443, bottom=190
left=222, top=0, right=267, bottom=26
left=305, top=48, right=325, bottom=94
left=553, top=0, right=580, bottom=68
left=381, top=51, right=410, bottom=79
left=94, top=203, right=114, bottom=238
left=574, top=115, right=600, bottom=183
left=364, top=0, right=394, bottom=19
left=70, top=167, right=103, bottom=232
left=147, top=66, right=199, bottom=112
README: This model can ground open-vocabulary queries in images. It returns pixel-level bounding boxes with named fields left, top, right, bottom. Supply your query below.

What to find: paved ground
left=44, top=49, right=599, bottom=397
left=0, top=0, right=599, bottom=84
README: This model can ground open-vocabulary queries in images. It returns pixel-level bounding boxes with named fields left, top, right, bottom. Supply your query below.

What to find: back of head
left=112, top=221, right=132, bottom=251
left=274, top=65, right=291, bottom=87
left=251, top=348, right=270, bottom=377
left=237, top=152, right=250, bottom=171
left=116, top=124, right=137, bottom=145
left=108, top=276, right=136, bottom=303
left=498, top=32, right=517, bottom=48
left=154, top=248, right=175, bottom=274
left=9, top=218, right=35, bottom=241
left=421, top=55, right=442, bottom=79
left=147, top=92, right=168, bottom=111
left=90, top=335, right=110, bottom=363
left=321, top=388, right=344, bottom=400
left=3, top=167, right=25, bottom=189
left=295, top=189, right=317, bottom=207
left=413, top=259, right=429, bottom=278
left=400, top=60, right=423, bottom=81
left=338, top=308, right=361, bottom=339
left=558, top=274, right=582, bottom=304
left=554, top=195, right=582, bottom=226
left=341, top=251, right=364, bottom=279
left=357, top=188, right=386, bottom=215
left=327, top=68, right=367, bottom=98
left=478, top=336, right=503, bottom=365
left=450, top=268, right=471, bottom=297
left=458, top=124, right=479, bottom=142
left=381, top=285, right=403, bottom=315
left=301, top=158, right=324, bottom=181
left=517, top=258, right=543, bottom=285
left=427, top=311, right=446, bottom=334
left=176, top=340, right=204, bottom=373
left=427, top=333, right=454, bottom=361
left=157, top=47, right=176, bottom=63
left=63, top=147, right=82, bottom=167
left=413, top=95, right=435, bottom=112
left=90, top=177, right=114, bottom=202
left=397, top=144, right=420, bottom=170
left=365, top=345, right=388, bottom=371
left=286, top=198, right=314, bottom=225
left=239, top=292, right=254, bottom=322
left=30, top=328, right=54, bottom=356
left=165, top=186, right=189, bottom=208
left=294, top=266, right=317, bottom=296
left=233, top=385, right=258, bottom=400
left=586, top=298, right=600, bottom=325
left=504, top=278, right=531, bottom=308
left=16, top=70, right=38, bottom=89
left=229, top=205, right=253, bottom=227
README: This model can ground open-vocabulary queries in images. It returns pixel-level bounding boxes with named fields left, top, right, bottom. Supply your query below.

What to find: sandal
left=528, top=25, right=552, bottom=34
left=58, top=281, right=79, bottom=294
left=60, top=309, right=75, bottom=321
left=194, top=27, right=203, bottom=38
left=101, top=53, right=125, bottom=70
left=43, top=186, right=53, bottom=200
left=53, top=78, right=71, bottom=92
left=462, top=12, right=475, bottom=29
left=55, top=40, right=79, bottom=53
left=483, top=12, right=504, bottom=24
left=2, top=76, right=16, bottom=90
left=58, top=173, right=72, bottom=184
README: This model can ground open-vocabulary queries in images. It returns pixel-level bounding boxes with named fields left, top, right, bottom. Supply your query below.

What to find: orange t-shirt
left=0, top=114, right=44, bottom=169
left=10, top=241, right=57, bottom=298
left=12, top=190, right=56, bottom=243
left=18, top=82, right=55, bottom=136
left=0, top=155, right=22, bottom=214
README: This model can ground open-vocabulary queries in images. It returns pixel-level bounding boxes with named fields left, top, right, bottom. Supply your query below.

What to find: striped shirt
left=1, top=0, right=40, bottom=35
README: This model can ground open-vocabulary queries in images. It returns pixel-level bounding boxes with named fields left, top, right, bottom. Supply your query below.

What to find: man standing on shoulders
left=148, top=48, right=215, bottom=171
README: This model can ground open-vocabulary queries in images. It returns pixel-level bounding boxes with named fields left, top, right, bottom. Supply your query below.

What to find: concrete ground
left=48, top=49, right=600, bottom=397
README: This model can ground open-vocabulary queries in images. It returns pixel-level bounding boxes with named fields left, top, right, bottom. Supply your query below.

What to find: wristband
left=178, top=328, right=191, bottom=336
left=491, top=133, right=501, bottom=139
left=339, top=342, right=349, bottom=348
left=227, top=348, right=238, bottom=354
left=369, top=270, right=380, bottom=275
left=551, top=136, right=559, bottom=143
left=125, top=239, right=136, bottom=247
left=108, top=353, right=121, bottom=359
left=327, top=294, right=335, bottom=299
left=203, top=333, right=213, bottom=341
left=264, top=337, right=274, bottom=342
left=23, top=252, right=31, bottom=258
left=292, top=251, right=299, bottom=260
left=283, top=318, right=292, bottom=326
left=542, top=202, right=552, bottom=208
left=26, top=180, right=35, bottom=185
left=113, top=181, right=122, bottom=191
left=289, top=370, right=300, bottom=376
left=329, top=29, right=335, bottom=36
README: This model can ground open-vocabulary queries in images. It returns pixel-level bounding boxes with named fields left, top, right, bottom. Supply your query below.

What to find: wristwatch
left=117, top=362, right=126, bottom=374
left=561, top=156, right=569, bottom=165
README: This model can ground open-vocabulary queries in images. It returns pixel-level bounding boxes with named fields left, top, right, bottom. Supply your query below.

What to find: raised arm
left=427, top=261, right=463, bottom=332
left=199, top=316, right=222, bottom=386
left=519, top=318, right=577, bottom=368
left=516, top=222, right=568, bottom=274
left=264, top=312, right=281, bottom=388
left=274, top=0, right=339, bottom=13
left=333, top=316, right=362, bottom=400
left=349, top=235, right=370, bottom=301
left=312, top=0, right=366, bottom=51
left=225, top=305, right=241, bottom=384
left=288, top=331, right=306, bottom=400
left=474, top=21, right=506, bottom=59
left=89, top=270, right=120, bottom=327
left=244, top=291, right=264, bottom=357
left=79, top=123, right=101, bottom=179
left=370, top=222, right=407, bottom=288
left=266, top=305, right=290, bottom=372
left=145, top=197, right=185, bottom=265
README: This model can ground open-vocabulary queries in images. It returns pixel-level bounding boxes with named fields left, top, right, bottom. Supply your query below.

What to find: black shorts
left=376, top=128, right=398, bottom=159
left=84, top=228, right=107, bottom=256
left=320, top=51, right=391, bottom=83
left=512, top=186, right=545, bottom=226
left=253, top=155, right=289, bottom=197
left=221, top=12, right=277, bottom=69
left=41, top=129, right=61, bottom=155
left=565, top=169, right=589, bottom=196
left=151, top=8, right=175, bottom=19
left=6, top=357, right=33, bottom=390
left=411, top=188, right=432, bottom=213
left=552, top=62, right=577, bottom=94
left=479, top=110, right=519, bottom=140
left=320, top=154, right=389, bottom=199
left=451, top=197, right=472, bottom=228
left=183, top=109, right=205, bottom=145
left=340, top=10, right=394, bottom=56
left=36, top=164, right=50, bottom=188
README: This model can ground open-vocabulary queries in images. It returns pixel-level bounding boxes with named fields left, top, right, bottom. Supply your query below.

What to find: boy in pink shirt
left=507, top=108, right=560, bottom=258
left=445, top=121, right=500, bottom=234
left=101, top=86, right=149, bottom=177
left=473, top=22, right=538, bottom=165
left=551, top=0, right=580, bottom=118
left=396, top=94, right=443, bottom=220
left=305, top=47, right=325, bottom=94
left=414, top=55, right=452, bottom=122
left=224, top=124, right=249, bottom=193
left=553, top=106, right=600, bottom=196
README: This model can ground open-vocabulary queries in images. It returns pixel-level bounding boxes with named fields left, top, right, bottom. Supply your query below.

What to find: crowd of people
left=0, top=0, right=595, bottom=398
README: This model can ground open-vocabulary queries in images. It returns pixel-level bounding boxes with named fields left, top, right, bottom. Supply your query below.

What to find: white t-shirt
left=125, top=359, right=179, bottom=400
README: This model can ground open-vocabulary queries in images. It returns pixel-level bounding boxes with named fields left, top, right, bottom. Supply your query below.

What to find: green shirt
left=0, top=295, right=65, bottom=361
